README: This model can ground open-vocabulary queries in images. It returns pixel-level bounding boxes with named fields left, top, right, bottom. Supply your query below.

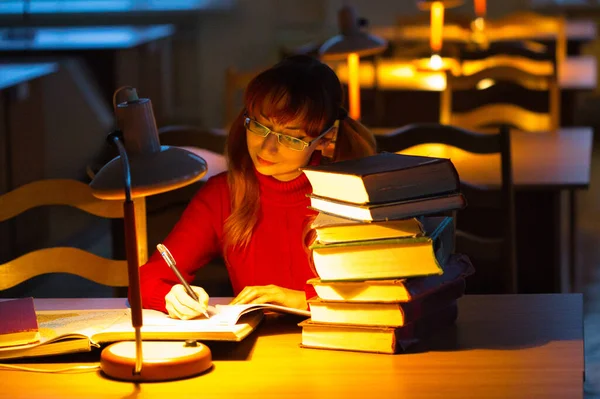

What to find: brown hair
left=224, top=56, right=376, bottom=249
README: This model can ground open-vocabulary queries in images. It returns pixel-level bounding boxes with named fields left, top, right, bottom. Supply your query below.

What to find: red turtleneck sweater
left=138, top=168, right=318, bottom=313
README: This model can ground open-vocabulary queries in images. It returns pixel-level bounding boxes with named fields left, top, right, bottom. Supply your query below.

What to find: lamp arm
left=110, top=132, right=144, bottom=375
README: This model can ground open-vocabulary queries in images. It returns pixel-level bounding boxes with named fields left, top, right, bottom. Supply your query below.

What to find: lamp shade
left=319, top=6, right=387, bottom=61
left=90, top=146, right=207, bottom=200
left=90, top=92, right=207, bottom=200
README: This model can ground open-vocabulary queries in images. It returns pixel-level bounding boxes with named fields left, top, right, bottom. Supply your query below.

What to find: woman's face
left=246, top=107, right=326, bottom=182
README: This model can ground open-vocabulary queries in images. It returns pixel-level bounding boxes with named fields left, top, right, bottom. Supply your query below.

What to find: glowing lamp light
left=319, top=5, right=387, bottom=121
left=430, top=1, right=445, bottom=54
left=474, top=0, right=487, bottom=18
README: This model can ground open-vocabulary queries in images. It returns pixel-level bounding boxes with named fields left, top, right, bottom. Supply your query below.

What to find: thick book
left=0, top=303, right=309, bottom=360
left=301, top=152, right=460, bottom=205
left=307, top=253, right=474, bottom=303
left=0, top=297, right=40, bottom=348
left=310, top=216, right=454, bottom=281
left=307, top=278, right=465, bottom=327
left=308, top=192, right=466, bottom=222
left=300, top=302, right=458, bottom=354
left=311, top=212, right=424, bottom=244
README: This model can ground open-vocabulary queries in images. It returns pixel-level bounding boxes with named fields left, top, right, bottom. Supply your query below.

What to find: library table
left=0, top=294, right=584, bottom=399
left=375, top=127, right=593, bottom=294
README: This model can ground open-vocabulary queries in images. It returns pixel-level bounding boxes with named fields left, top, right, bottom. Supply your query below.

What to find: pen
left=156, top=243, right=209, bottom=318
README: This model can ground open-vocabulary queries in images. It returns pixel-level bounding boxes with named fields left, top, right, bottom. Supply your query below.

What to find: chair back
left=375, top=123, right=517, bottom=293
left=441, top=65, right=560, bottom=132
left=0, top=179, right=147, bottom=292
left=487, top=11, right=567, bottom=75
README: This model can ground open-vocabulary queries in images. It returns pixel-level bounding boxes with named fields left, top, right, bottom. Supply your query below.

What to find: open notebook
left=0, top=303, right=310, bottom=360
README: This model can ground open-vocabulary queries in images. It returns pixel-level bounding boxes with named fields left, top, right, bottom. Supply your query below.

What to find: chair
left=487, top=11, right=567, bottom=77
left=375, top=123, right=517, bottom=294
left=440, top=65, right=560, bottom=132
left=0, top=179, right=147, bottom=294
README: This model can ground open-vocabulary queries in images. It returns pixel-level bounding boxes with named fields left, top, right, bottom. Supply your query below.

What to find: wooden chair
left=441, top=65, right=560, bottom=132
left=0, top=179, right=146, bottom=293
left=487, top=11, right=567, bottom=77
left=375, top=123, right=517, bottom=294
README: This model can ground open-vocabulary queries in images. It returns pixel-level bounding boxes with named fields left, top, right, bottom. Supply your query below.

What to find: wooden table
left=0, top=294, right=584, bottom=399
left=376, top=127, right=593, bottom=294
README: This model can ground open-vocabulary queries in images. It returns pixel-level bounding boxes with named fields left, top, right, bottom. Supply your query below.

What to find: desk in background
left=375, top=127, right=593, bottom=294
left=0, top=294, right=584, bottom=399
left=0, top=0, right=235, bottom=26
left=0, top=25, right=176, bottom=124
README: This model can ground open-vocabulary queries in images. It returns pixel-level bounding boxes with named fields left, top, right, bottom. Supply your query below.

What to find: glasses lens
left=248, top=120, right=270, bottom=137
left=278, top=134, right=306, bottom=151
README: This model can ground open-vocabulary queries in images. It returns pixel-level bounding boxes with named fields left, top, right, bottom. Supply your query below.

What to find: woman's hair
left=224, top=55, right=376, bottom=249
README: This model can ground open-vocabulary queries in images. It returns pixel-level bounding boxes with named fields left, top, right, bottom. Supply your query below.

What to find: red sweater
left=138, top=168, right=318, bottom=313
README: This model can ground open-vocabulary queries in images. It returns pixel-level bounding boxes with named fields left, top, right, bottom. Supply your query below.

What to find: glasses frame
left=244, top=116, right=336, bottom=151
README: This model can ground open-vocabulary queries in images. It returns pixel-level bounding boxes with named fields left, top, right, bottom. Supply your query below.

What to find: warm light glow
left=347, top=52, right=361, bottom=120
left=430, top=1, right=445, bottom=52
left=422, top=74, right=447, bottom=91
left=476, top=78, right=495, bottom=90
left=429, top=54, right=443, bottom=70
left=474, top=0, right=486, bottom=18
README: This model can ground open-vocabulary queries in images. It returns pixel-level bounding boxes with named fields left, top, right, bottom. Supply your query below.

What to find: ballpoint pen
left=156, top=243, right=210, bottom=318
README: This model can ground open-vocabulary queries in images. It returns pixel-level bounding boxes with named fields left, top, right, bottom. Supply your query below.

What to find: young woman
left=137, top=55, right=376, bottom=319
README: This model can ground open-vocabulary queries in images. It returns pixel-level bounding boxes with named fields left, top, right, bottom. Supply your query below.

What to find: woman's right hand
left=164, top=284, right=210, bottom=320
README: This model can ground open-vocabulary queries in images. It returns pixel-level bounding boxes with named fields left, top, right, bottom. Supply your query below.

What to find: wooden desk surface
left=331, top=56, right=596, bottom=91
left=0, top=294, right=583, bottom=399
left=0, top=62, right=57, bottom=91
left=0, top=25, right=175, bottom=51
left=372, top=19, right=597, bottom=43
left=375, top=127, right=593, bottom=190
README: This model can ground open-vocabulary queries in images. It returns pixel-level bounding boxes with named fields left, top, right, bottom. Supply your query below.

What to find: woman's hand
left=164, top=284, right=209, bottom=320
left=230, top=284, right=307, bottom=310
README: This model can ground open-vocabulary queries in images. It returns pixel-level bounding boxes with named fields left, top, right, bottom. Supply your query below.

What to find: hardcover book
left=310, top=216, right=455, bottom=281
left=307, top=278, right=465, bottom=327
left=300, top=302, right=459, bottom=354
left=307, top=253, right=474, bottom=303
left=308, top=192, right=466, bottom=222
left=310, top=213, right=424, bottom=244
left=301, top=152, right=460, bottom=205
left=0, top=297, right=40, bottom=348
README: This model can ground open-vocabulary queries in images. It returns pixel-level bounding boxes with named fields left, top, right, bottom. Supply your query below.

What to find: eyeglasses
left=244, top=116, right=333, bottom=151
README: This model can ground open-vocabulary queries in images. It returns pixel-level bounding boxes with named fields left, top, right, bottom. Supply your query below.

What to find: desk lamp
left=319, top=5, right=387, bottom=120
left=90, top=87, right=211, bottom=381
left=414, top=0, right=463, bottom=72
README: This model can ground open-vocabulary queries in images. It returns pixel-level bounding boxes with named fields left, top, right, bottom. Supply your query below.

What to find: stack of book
left=299, top=152, right=474, bottom=354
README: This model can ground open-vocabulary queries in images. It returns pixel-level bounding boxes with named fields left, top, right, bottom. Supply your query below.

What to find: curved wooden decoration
left=450, top=66, right=553, bottom=91
left=0, top=179, right=123, bottom=222
left=0, top=247, right=128, bottom=290
left=461, top=56, right=554, bottom=78
left=450, top=103, right=552, bottom=132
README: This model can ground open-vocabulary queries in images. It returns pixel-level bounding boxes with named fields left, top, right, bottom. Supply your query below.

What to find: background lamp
left=319, top=5, right=387, bottom=120
left=416, top=0, right=464, bottom=71
left=90, top=87, right=211, bottom=382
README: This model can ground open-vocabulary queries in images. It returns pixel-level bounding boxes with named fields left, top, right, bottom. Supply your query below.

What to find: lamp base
left=100, top=341, right=212, bottom=382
